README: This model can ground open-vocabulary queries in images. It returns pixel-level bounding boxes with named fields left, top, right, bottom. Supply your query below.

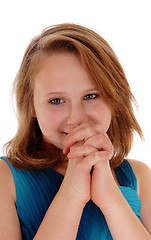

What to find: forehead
left=33, top=52, right=97, bottom=92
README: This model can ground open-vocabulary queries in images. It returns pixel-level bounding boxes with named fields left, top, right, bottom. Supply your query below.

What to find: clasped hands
left=63, top=122, right=115, bottom=207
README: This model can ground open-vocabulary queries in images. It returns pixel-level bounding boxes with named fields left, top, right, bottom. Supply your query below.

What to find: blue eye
left=84, top=93, right=99, bottom=100
left=49, top=98, right=64, bottom=105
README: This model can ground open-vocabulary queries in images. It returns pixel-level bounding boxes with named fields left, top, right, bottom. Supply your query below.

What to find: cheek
left=93, top=104, right=111, bottom=131
left=39, top=108, right=63, bottom=132
left=105, top=112, right=112, bottom=131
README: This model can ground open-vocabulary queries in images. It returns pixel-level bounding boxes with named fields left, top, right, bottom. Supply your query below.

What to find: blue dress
left=0, top=157, right=141, bottom=239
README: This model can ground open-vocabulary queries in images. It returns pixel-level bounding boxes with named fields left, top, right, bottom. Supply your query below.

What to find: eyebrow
left=45, top=88, right=98, bottom=97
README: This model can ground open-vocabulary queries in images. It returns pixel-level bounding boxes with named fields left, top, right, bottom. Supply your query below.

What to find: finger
left=63, top=146, right=70, bottom=155
left=85, top=134, right=114, bottom=155
left=64, top=122, right=95, bottom=147
left=64, top=122, right=108, bottom=148
left=67, top=144, right=97, bottom=159
left=66, top=132, right=114, bottom=159
left=73, top=151, right=113, bottom=174
left=84, top=150, right=113, bottom=166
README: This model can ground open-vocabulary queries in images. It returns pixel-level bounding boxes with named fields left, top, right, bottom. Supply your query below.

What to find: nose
left=67, top=103, right=88, bottom=125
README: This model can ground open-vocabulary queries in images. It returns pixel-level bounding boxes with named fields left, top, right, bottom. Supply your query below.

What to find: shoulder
left=0, top=158, right=22, bottom=238
left=127, top=158, right=151, bottom=176
left=0, top=158, right=16, bottom=202
left=127, top=159, right=151, bottom=233
left=127, top=159, right=151, bottom=199
left=127, top=159, right=151, bottom=180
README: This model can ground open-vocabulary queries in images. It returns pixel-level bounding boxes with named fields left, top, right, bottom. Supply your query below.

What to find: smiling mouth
left=63, top=132, right=68, bottom=135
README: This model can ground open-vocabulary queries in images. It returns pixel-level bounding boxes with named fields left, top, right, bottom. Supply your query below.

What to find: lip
left=62, top=132, right=68, bottom=135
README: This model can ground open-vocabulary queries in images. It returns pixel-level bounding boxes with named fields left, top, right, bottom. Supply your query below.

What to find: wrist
left=97, top=185, right=125, bottom=215
left=58, top=184, right=87, bottom=210
left=92, top=161, right=121, bottom=211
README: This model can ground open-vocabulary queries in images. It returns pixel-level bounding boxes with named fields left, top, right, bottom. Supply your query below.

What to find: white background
left=0, top=0, right=150, bottom=167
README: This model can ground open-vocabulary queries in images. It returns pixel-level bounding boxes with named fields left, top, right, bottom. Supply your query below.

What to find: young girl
left=0, top=23, right=151, bottom=240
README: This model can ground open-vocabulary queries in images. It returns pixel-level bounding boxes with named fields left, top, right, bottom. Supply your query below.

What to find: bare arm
left=33, top=163, right=86, bottom=240
left=0, top=160, right=22, bottom=240
left=131, top=160, right=151, bottom=234
left=64, top=123, right=151, bottom=239
left=0, top=158, right=88, bottom=240
left=0, top=157, right=89, bottom=240
left=2, top=121, right=150, bottom=240
left=34, top=125, right=114, bottom=239
left=92, top=160, right=151, bottom=240
left=33, top=192, right=84, bottom=239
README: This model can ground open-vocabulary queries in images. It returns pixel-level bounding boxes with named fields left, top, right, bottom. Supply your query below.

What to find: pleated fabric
left=0, top=157, right=141, bottom=240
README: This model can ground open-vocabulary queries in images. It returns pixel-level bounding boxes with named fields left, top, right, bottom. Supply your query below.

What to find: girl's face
left=33, top=52, right=111, bottom=149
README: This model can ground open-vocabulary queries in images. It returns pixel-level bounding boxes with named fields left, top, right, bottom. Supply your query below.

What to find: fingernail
left=63, top=148, right=66, bottom=154
left=63, top=147, right=67, bottom=154
left=63, top=146, right=70, bottom=155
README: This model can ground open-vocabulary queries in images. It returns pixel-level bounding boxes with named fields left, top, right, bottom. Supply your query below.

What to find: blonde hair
left=4, top=23, right=143, bottom=169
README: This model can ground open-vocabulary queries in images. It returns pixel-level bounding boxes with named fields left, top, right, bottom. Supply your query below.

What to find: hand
left=63, top=122, right=114, bottom=207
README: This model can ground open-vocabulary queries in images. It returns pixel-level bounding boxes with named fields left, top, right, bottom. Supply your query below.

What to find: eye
left=49, top=98, right=65, bottom=105
left=83, top=93, right=99, bottom=100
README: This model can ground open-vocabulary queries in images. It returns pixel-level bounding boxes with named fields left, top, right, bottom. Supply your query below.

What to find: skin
left=33, top=52, right=114, bottom=202
left=0, top=51, right=150, bottom=239
left=33, top=52, right=112, bottom=152
left=33, top=52, right=151, bottom=238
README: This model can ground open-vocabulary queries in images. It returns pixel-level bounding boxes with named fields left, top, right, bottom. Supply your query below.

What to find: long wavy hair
left=3, top=23, right=143, bottom=169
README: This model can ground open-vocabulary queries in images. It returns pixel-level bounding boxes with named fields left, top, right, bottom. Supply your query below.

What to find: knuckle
left=86, top=127, right=95, bottom=138
left=84, top=144, right=91, bottom=152
left=92, top=152, right=100, bottom=162
left=95, top=123, right=103, bottom=131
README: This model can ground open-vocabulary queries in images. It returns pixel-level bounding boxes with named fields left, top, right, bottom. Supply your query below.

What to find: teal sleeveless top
left=0, top=157, right=141, bottom=239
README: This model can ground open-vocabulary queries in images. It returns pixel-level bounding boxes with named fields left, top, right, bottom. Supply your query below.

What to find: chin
left=51, top=140, right=64, bottom=150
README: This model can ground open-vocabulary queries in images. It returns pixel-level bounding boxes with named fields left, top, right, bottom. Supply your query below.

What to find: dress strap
left=115, top=159, right=137, bottom=191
